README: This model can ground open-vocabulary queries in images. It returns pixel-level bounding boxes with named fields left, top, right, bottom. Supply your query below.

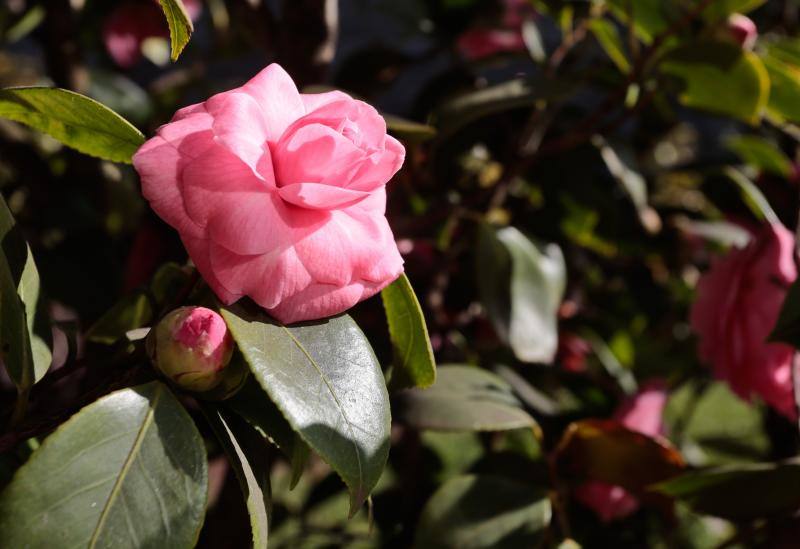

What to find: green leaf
left=381, top=273, right=436, bottom=390
left=762, top=53, right=800, bottom=124
left=477, top=224, right=566, bottom=364
left=588, top=18, right=630, bottom=73
left=415, top=474, right=551, bottom=549
left=770, top=278, right=800, bottom=348
left=659, top=42, right=770, bottom=124
left=0, top=87, right=145, bottom=163
left=721, top=167, right=780, bottom=224
left=0, top=381, right=208, bottom=548
left=384, top=114, right=436, bottom=142
left=158, top=0, right=194, bottom=61
left=700, top=0, right=767, bottom=22
left=606, top=0, right=675, bottom=43
left=203, top=404, right=270, bottom=549
left=221, top=306, right=391, bottom=515
left=0, top=194, right=50, bottom=389
left=727, top=135, right=793, bottom=178
left=226, top=377, right=311, bottom=486
left=397, top=365, right=539, bottom=432
left=654, top=459, right=800, bottom=520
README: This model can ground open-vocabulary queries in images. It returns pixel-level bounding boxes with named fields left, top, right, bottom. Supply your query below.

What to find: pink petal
left=345, top=134, right=405, bottom=192
left=301, top=90, right=353, bottom=113
left=208, top=243, right=313, bottom=310
left=205, top=91, right=272, bottom=177
left=133, top=111, right=215, bottom=239
left=278, top=183, right=370, bottom=210
left=273, top=123, right=364, bottom=187
left=266, top=282, right=368, bottom=324
left=182, top=235, right=239, bottom=304
left=241, top=64, right=305, bottom=143
left=575, top=482, right=640, bottom=523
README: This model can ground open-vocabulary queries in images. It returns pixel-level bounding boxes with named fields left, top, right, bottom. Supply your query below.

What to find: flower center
left=337, top=118, right=362, bottom=148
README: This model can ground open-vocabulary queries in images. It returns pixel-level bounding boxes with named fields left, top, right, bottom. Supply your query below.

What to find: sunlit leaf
left=415, top=474, right=551, bottom=549
left=222, top=305, right=390, bottom=515
left=0, top=87, right=144, bottom=163
left=381, top=273, right=436, bottom=390
left=477, top=224, right=566, bottom=364
left=157, top=0, right=194, bottom=61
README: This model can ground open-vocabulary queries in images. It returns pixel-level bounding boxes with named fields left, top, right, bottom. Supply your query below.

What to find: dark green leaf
left=701, top=0, right=767, bottom=22
left=221, top=306, right=391, bottom=515
left=158, top=0, right=194, bottom=61
left=606, top=0, right=675, bottom=43
left=397, top=365, right=539, bottom=432
left=415, top=474, right=551, bottom=549
left=0, top=194, right=50, bottom=389
left=381, top=273, right=436, bottom=390
left=727, top=135, right=793, bottom=177
left=659, top=42, right=769, bottom=124
left=384, top=114, right=436, bottom=142
left=770, top=278, right=800, bottom=348
left=477, top=224, right=565, bottom=364
left=654, top=459, right=800, bottom=520
left=0, top=381, right=208, bottom=548
left=203, top=404, right=270, bottom=549
left=0, top=87, right=144, bottom=163
left=588, top=18, right=630, bottom=73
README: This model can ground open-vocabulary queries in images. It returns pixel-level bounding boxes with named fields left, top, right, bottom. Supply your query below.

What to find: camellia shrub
left=2, top=0, right=800, bottom=547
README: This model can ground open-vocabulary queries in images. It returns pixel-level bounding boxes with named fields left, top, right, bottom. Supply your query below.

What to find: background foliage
left=1, top=0, right=800, bottom=547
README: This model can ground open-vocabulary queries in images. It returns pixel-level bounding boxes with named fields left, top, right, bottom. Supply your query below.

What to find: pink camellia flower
left=691, top=223, right=797, bottom=419
left=150, top=306, right=234, bottom=392
left=574, top=381, right=669, bottom=522
left=133, top=64, right=405, bottom=324
left=103, top=0, right=203, bottom=68
left=726, top=13, right=758, bottom=50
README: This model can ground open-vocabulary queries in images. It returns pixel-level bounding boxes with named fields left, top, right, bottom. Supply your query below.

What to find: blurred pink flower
left=556, top=332, right=591, bottom=373
left=574, top=381, right=669, bottom=522
left=691, top=223, right=797, bottom=419
left=133, top=64, right=405, bottom=323
left=457, top=0, right=536, bottom=61
left=103, top=0, right=202, bottom=68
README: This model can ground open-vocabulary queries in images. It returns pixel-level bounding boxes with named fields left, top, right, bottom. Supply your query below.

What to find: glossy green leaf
left=381, top=273, right=436, bottom=390
left=398, top=365, right=538, bottom=432
left=727, top=135, right=793, bottom=177
left=660, top=42, right=769, bottom=124
left=654, top=459, right=800, bottom=520
left=722, top=167, right=779, bottom=224
left=221, top=306, right=391, bottom=515
left=606, top=0, right=675, bottom=43
left=158, top=0, right=194, bottom=61
left=0, top=87, right=144, bottom=163
left=0, top=194, right=50, bottom=389
left=588, top=18, right=630, bottom=73
left=415, top=474, right=551, bottom=549
left=203, top=404, right=270, bottom=549
left=477, top=224, right=565, bottom=364
left=0, top=381, right=208, bottom=548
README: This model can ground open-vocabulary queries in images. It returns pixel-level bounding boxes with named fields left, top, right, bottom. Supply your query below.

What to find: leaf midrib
left=88, top=385, right=163, bottom=548
left=279, top=326, right=365, bottom=494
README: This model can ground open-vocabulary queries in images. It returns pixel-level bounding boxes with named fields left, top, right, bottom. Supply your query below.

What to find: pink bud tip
left=151, top=306, right=234, bottom=392
left=727, top=14, right=757, bottom=50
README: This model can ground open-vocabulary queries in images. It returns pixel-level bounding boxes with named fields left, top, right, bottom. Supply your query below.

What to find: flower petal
left=278, top=183, right=370, bottom=210
left=241, top=64, right=305, bottom=143
left=205, top=91, right=271, bottom=177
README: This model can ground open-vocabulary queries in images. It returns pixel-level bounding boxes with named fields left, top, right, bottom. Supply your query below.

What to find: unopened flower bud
left=149, top=307, right=233, bottom=392
left=725, top=14, right=757, bottom=50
